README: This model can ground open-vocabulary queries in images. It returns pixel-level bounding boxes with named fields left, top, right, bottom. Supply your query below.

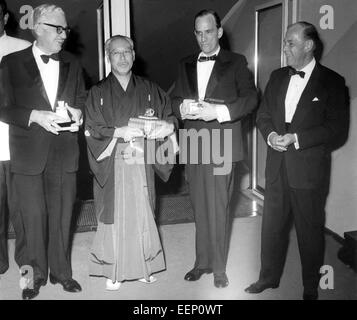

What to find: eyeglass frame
left=109, top=49, right=133, bottom=58
left=39, top=22, right=71, bottom=35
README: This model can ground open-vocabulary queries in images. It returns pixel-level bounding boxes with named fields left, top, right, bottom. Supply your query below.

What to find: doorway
left=251, top=0, right=297, bottom=198
left=97, top=0, right=131, bottom=79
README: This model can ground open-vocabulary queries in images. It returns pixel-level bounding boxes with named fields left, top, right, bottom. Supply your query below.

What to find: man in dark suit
left=0, top=4, right=85, bottom=299
left=171, top=9, right=258, bottom=288
left=245, top=22, right=348, bottom=300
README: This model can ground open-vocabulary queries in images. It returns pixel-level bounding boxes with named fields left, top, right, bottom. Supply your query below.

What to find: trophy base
left=56, top=120, right=76, bottom=131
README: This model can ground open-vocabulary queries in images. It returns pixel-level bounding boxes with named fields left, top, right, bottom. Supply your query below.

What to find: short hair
left=289, top=21, right=323, bottom=60
left=32, top=4, right=65, bottom=26
left=0, top=0, right=7, bottom=16
left=104, top=35, right=134, bottom=56
left=194, top=9, right=221, bottom=29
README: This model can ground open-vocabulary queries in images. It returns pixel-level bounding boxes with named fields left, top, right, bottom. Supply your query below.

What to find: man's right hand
left=180, top=99, right=197, bottom=119
left=268, top=132, right=287, bottom=152
left=29, top=110, right=65, bottom=135
left=114, top=126, right=144, bottom=142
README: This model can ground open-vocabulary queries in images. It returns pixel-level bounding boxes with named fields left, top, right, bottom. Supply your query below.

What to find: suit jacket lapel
left=276, top=69, right=291, bottom=132
left=290, top=64, right=321, bottom=128
left=23, top=51, right=52, bottom=108
left=56, top=53, right=70, bottom=103
left=184, top=56, right=198, bottom=99
left=204, top=51, right=230, bottom=99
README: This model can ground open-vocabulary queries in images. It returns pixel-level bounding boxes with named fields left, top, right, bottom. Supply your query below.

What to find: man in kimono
left=85, top=35, right=176, bottom=290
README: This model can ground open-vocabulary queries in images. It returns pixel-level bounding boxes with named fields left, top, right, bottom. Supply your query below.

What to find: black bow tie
left=288, top=67, right=305, bottom=78
left=40, top=53, right=59, bottom=64
left=198, top=55, right=217, bottom=62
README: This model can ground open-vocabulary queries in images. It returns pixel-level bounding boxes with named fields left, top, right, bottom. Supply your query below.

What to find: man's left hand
left=276, top=133, right=296, bottom=148
left=65, top=103, right=83, bottom=126
left=186, top=101, right=218, bottom=122
left=147, top=121, right=174, bottom=140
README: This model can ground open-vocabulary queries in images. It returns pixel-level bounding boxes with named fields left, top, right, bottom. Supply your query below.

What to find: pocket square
left=312, top=97, right=319, bottom=101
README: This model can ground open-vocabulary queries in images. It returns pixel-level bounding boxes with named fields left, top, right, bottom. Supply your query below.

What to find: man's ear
left=217, top=27, right=223, bottom=39
left=132, top=49, right=135, bottom=62
left=305, top=39, right=314, bottom=53
left=32, top=23, right=41, bottom=37
left=3, top=13, right=9, bottom=26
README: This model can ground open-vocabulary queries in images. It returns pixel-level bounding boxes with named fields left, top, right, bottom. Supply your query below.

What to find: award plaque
left=128, top=108, right=166, bottom=137
left=55, top=101, right=75, bottom=131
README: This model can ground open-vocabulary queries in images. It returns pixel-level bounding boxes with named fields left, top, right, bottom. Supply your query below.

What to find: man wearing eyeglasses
left=171, top=9, right=258, bottom=288
left=0, top=0, right=30, bottom=277
left=0, top=4, right=86, bottom=299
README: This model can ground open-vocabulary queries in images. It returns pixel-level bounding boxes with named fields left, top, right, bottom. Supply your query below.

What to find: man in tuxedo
left=0, top=4, right=85, bottom=299
left=245, top=22, right=348, bottom=300
left=0, top=0, right=30, bottom=276
left=171, top=9, right=257, bottom=288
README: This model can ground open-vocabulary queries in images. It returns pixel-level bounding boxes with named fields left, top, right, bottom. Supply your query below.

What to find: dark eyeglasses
left=40, top=22, right=71, bottom=35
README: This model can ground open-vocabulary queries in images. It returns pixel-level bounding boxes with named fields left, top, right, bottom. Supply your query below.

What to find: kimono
left=85, top=72, right=174, bottom=282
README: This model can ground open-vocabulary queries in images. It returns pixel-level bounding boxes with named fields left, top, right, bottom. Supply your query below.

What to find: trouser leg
left=290, top=188, right=325, bottom=293
left=259, top=162, right=292, bottom=284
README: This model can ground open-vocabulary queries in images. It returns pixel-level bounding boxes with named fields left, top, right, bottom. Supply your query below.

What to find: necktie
left=40, top=53, right=59, bottom=64
left=198, top=55, right=217, bottom=62
left=288, top=67, right=305, bottom=78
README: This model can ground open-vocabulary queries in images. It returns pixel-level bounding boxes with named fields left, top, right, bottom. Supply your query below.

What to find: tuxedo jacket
left=257, top=63, right=348, bottom=189
left=171, top=49, right=258, bottom=163
left=0, top=46, right=86, bottom=175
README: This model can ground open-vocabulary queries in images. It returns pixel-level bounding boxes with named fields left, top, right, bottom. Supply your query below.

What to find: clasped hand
left=269, top=132, right=296, bottom=152
left=114, top=126, right=144, bottom=142
left=181, top=99, right=218, bottom=122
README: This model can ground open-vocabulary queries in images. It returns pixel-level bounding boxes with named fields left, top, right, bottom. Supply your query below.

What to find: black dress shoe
left=184, top=268, right=212, bottom=281
left=244, top=281, right=279, bottom=294
left=49, top=274, right=82, bottom=292
left=22, top=279, right=46, bottom=300
left=214, top=273, right=229, bottom=288
left=303, top=291, right=318, bottom=300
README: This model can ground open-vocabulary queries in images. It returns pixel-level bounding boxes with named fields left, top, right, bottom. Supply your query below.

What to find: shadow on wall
left=4, top=11, right=21, bottom=37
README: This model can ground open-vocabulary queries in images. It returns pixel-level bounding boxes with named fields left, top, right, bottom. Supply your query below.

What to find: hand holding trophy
left=128, top=108, right=173, bottom=140
left=55, top=101, right=83, bottom=132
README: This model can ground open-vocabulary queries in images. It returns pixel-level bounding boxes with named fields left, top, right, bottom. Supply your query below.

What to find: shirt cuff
left=216, top=104, right=231, bottom=123
left=294, top=133, right=300, bottom=150
left=267, top=131, right=277, bottom=147
left=179, top=103, right=185, bottom=119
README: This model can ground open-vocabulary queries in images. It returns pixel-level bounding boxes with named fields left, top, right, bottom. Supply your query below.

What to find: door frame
left=97, top=0, right=131, bottom=79
left=251, top=0, right=297, bottom=199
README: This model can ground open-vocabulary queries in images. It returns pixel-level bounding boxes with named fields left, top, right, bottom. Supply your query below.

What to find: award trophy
left=128, top=108, right=166, bottom=137
left=187, top=100, right=203, bottom=114
left=55, top=101, right=75, bottom=131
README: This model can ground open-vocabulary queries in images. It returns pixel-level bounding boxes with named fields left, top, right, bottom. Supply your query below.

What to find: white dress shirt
left=197, top=47, right=230, bottom=123
left=180, top=46, right=230, bottom=123
left=285, top=58, right=316, bottom=123
left=0, top=32, right=31, bottom=161
left=268, top=58, right=316, bottom=150
left=32, top=42, right=60, bottom=110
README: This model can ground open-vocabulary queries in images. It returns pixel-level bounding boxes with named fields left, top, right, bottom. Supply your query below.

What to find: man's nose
left=118, top=52, right=127, bottom=60
left=60, top=31, right=67, bottom=40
